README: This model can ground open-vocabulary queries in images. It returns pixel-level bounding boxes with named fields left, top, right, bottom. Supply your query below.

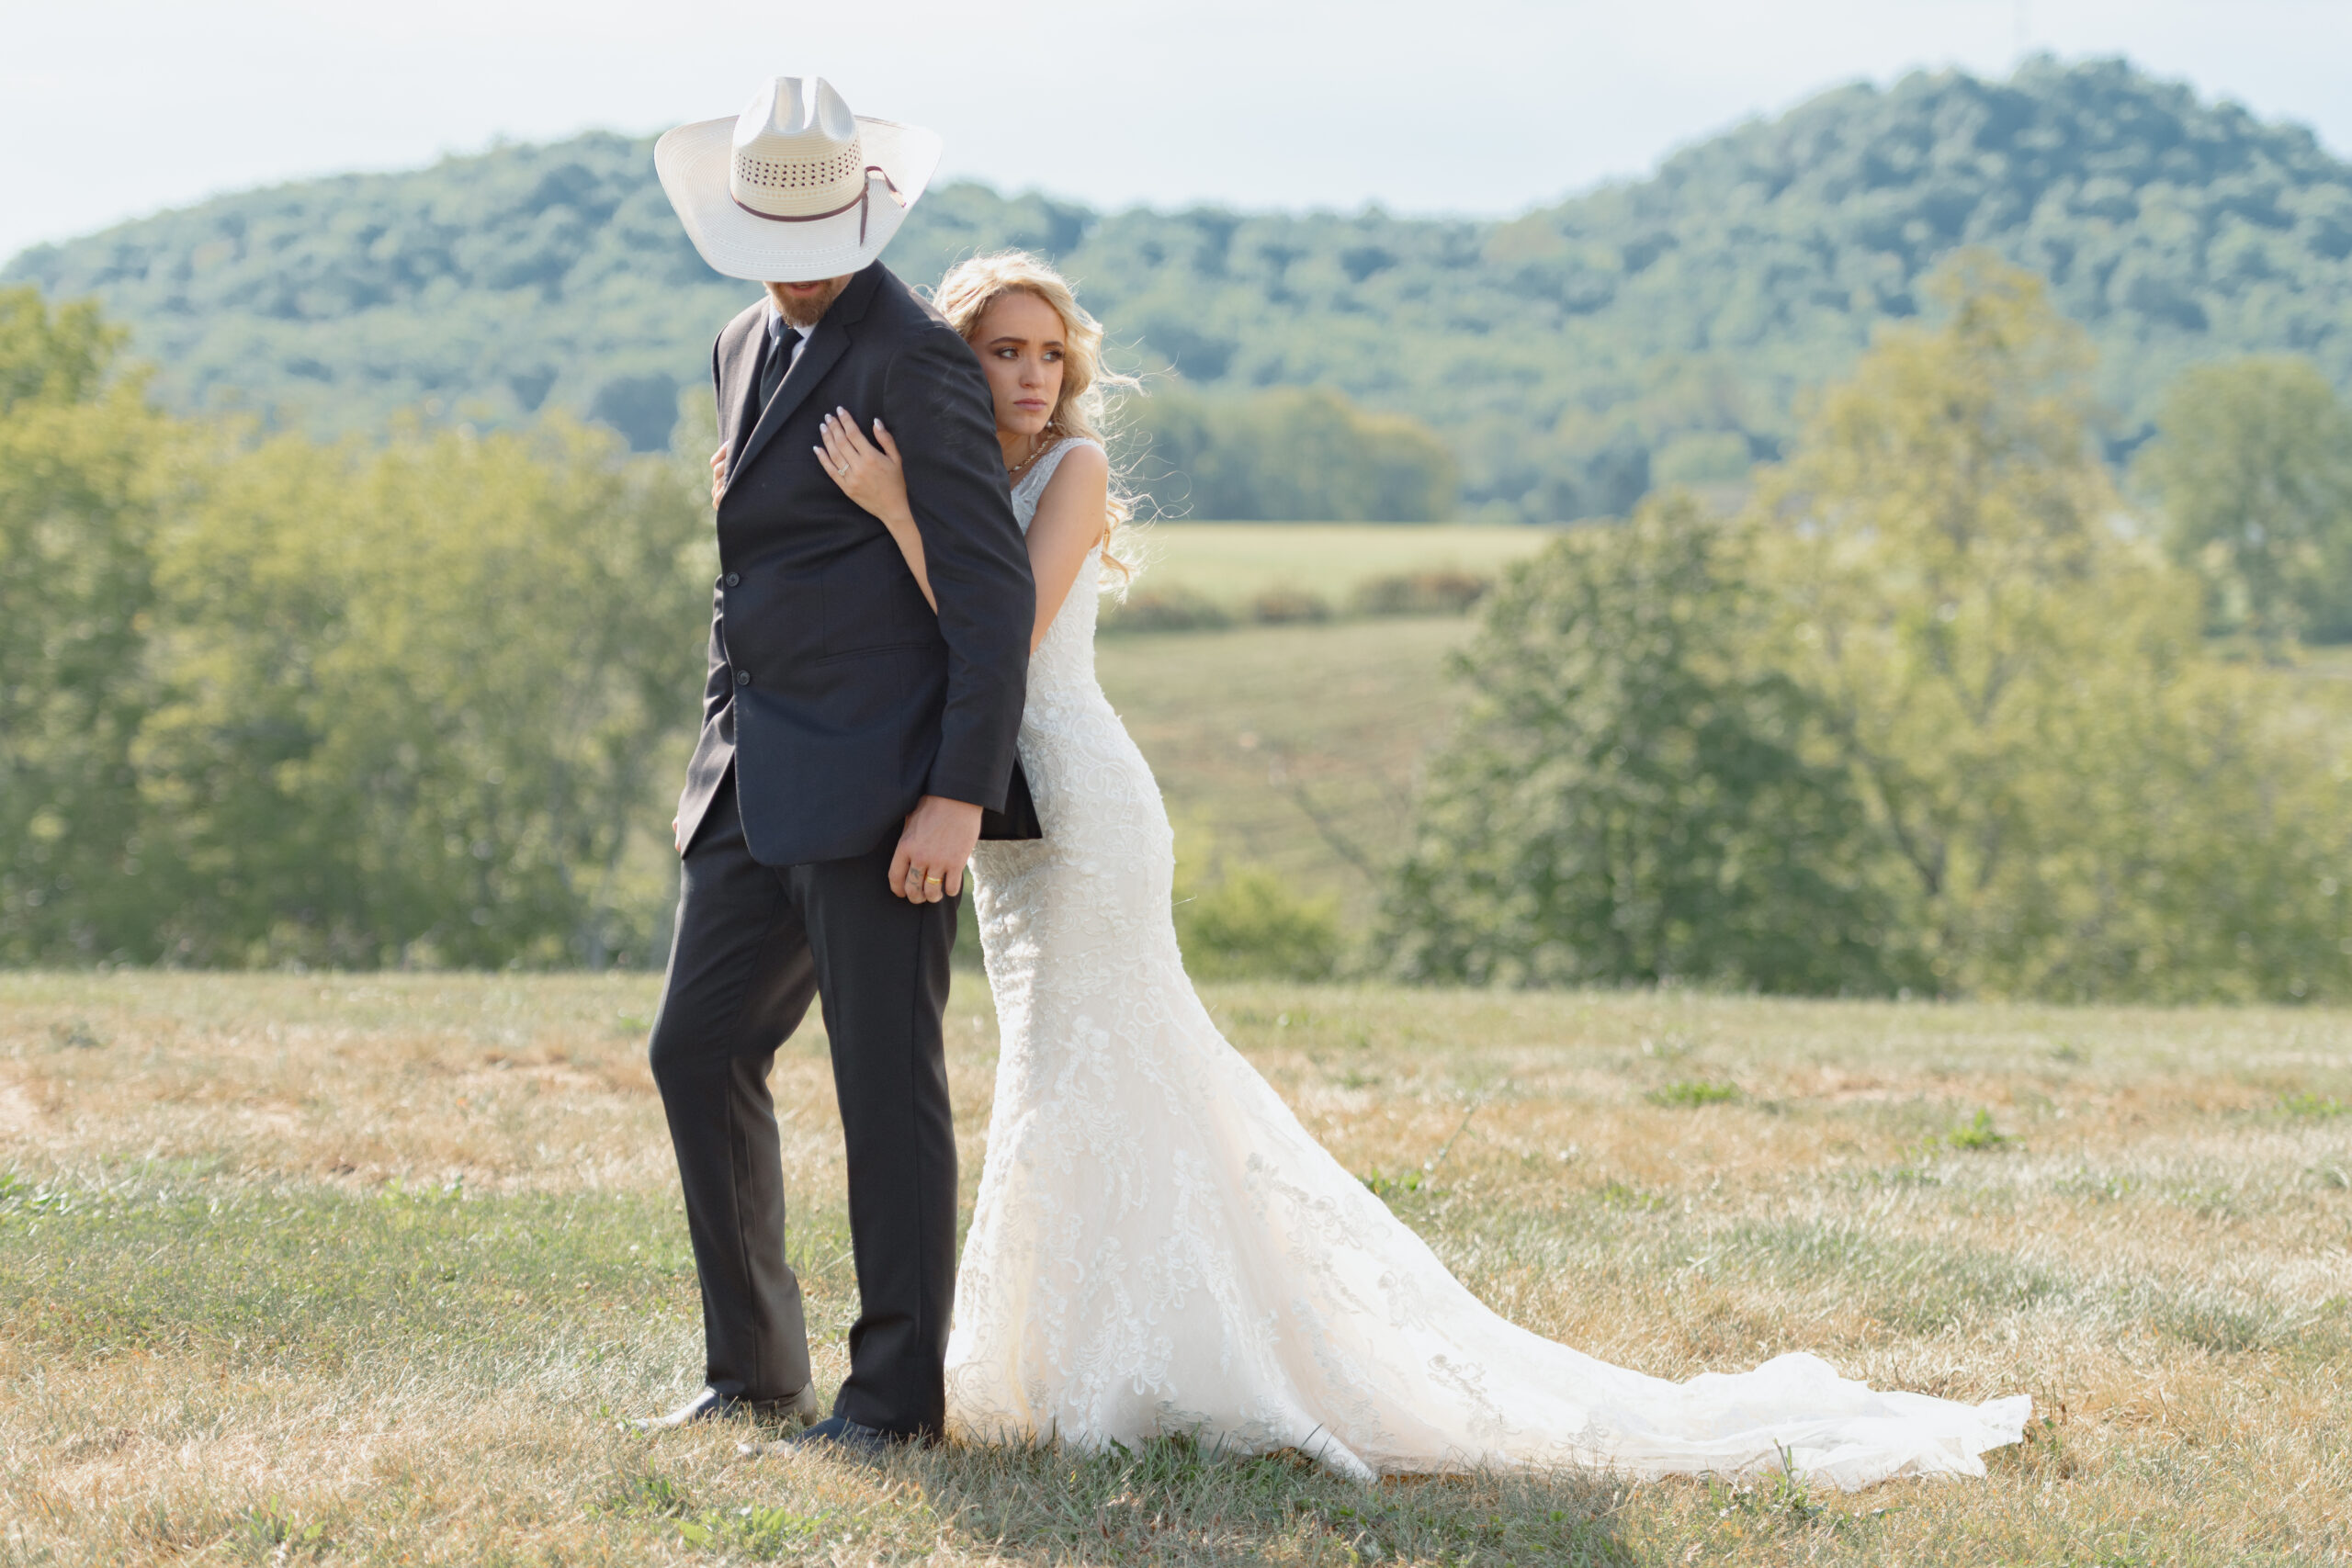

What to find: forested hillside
left=10, top=57, right=2351, bottom=520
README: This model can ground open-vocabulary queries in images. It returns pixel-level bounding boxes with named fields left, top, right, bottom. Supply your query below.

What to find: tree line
left=1, top=288, right=707, bottom=967
left=6, top=263, right=2350, bottom=997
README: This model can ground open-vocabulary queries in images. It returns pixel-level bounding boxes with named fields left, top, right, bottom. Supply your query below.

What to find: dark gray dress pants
left=646, top=771, right=959, bottom=1438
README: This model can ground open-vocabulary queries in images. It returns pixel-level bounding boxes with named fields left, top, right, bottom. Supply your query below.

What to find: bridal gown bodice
left=948, top=440, right=2027, bottom=1485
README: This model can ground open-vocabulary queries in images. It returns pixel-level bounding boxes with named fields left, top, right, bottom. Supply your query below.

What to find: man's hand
left=888, top=795, right=984, bottom=903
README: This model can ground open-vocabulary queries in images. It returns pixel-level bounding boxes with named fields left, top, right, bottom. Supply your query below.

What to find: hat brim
left=654, top=116, right=942, bottom=283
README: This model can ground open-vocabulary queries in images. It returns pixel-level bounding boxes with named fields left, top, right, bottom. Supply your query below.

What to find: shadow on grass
left=611, top=1433, right=1638, bottom=1565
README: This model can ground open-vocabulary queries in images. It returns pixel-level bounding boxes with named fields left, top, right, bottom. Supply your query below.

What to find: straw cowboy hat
left=655, top=77, right=943, bottom=282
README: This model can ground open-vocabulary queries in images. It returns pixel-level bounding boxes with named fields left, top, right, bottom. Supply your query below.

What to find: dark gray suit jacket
left=675, top=261, right=1036, bottom=866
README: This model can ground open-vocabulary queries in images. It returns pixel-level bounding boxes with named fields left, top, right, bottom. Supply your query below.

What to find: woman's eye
left=1044, top=349, right=1063, bottom=361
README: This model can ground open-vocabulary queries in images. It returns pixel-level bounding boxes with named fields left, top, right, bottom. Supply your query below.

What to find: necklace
left=1005, top=433, right=1052, bottom=481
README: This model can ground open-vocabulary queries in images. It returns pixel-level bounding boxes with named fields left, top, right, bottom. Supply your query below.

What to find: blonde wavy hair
left=932, top=251, right=1139, bottom=582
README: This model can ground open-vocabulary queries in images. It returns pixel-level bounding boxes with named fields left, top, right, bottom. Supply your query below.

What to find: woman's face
left=969, top=290, right=1066, bottom=442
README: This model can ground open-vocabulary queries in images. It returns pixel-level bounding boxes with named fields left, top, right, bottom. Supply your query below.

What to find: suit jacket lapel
left=731, top=321, right=847, bottom=486
left=728, top=265, right=888, bottom=490
left=718, top=310, right=766, bottom=479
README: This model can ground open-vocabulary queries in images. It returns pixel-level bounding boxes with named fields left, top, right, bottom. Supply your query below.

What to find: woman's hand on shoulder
left=817, top=409, right=912, bottom=527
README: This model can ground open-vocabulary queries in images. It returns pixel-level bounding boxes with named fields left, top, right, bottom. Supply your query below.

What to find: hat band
left=731, top=166, right=905, bottom=244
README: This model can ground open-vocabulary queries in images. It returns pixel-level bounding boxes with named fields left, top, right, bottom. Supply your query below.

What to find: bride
left=810, top=251, right=2029, bottom=1488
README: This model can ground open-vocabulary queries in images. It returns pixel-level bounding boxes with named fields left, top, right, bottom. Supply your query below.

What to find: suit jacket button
left=735, top=670, right=752, bottom=687
left=725, top=571, right=741, bottom=587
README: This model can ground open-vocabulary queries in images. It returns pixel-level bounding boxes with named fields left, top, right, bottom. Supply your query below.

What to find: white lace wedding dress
left=946, top=440, right=2029, bottom=1487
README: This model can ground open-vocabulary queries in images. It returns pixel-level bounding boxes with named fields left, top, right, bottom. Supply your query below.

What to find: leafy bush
left=1176, top=865, right=1341, bottom=981
left=1099, top=586, right=1232, bottom=635
left=1351, top=570, right=1492, bottom=616
left=1247, top=587, right=1330, bottom=625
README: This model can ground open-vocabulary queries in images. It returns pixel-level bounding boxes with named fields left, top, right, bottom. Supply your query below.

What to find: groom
left=639, top=79, right=1035, bottom=1448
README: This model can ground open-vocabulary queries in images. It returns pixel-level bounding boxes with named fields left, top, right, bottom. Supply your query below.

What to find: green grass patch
left=1945, top=1110, right=2011, bottom=1150
left=1645, top=1079, right=1742, bottom=1108
left=0, top=1170, right=709, bottom=1369
left=1357, top=1167, right=1427, bottom=1199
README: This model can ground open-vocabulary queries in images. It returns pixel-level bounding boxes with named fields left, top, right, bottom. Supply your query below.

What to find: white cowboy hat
left=655, top=77, right=942, bottom=283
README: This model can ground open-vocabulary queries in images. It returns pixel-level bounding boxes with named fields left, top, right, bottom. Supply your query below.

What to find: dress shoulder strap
left=1011, top=437, right=1103, bottom=530
left=1015, top=437, right=1101, bottom=500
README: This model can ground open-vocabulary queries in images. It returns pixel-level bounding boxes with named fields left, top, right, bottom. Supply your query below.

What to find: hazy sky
left=5, top=0, right=2348, bottom=263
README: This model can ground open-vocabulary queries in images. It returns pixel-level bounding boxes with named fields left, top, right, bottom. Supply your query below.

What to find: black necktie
left=758, top=326, right=797, bottom=411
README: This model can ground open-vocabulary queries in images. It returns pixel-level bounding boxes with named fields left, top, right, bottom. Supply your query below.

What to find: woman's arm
left=820, top=418, right=1108, bottom=650
left=1020, top=443, right=1110, bottom=652
left=816, top=409, right=936, bottom=611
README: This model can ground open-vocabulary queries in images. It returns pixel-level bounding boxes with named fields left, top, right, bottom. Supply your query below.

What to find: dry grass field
left=5, top=972, right=2349, bottom=1565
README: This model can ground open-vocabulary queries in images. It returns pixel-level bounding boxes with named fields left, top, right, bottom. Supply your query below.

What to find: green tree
left=2135, top=355, right=2352, bottom=646
left=1757, top=256, right=2352, bottom=1000
left=1383, top=255, right=2352, bottom=1002
left=0, top=288, right=172, bottom=962
left=136, top=417, right=709, bottom=966
left=1378, top=493, right=1917, bottom=992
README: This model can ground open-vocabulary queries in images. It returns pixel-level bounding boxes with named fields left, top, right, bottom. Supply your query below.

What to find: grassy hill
left=10, top=58, right=2350, bottom=519
left=1102, top=615, right=1473, bottom=930
left=1093, top=525, right=1557, bottom=931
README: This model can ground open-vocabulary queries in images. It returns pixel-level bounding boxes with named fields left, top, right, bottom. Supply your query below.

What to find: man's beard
left=775, top=276, right=851, bottom=329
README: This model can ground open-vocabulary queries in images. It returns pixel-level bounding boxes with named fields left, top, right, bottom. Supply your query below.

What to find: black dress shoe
left=635, top=1383, right=824, bottom=1432
left=740, top=1415, right=902, bottom=1461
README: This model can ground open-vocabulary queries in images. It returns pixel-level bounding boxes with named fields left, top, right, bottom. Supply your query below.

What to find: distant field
left=1092, top=582, right=2352, bottom=943
left=5, top=973, right=2346, bottom=1564
left=1091, top=527, right=1548, bottom=936
left=1096, top=615, right=1472, bottom=929
left=1123, top=523, right=1560, bottom=612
